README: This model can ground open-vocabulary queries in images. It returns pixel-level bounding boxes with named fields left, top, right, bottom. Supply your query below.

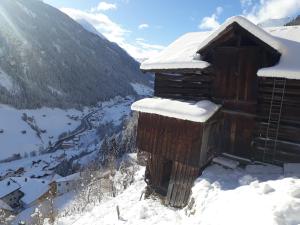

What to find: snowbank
left=131, top=98, right=220, bottom=123
left=187, top=164, right=300, bottom=225
left=56, top=164, right=300, bottom=225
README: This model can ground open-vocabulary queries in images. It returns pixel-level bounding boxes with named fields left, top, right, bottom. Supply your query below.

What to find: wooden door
left=213, top=47, right=260, bottom=158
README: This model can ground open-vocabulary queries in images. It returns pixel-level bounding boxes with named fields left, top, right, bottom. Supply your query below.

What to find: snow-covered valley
left=0, top=105, right=83, bottom=161
left=0, top=83, right=153, bottom=224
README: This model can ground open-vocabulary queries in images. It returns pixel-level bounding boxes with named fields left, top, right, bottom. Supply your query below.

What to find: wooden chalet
left=131, top=16, right=300, bottom=208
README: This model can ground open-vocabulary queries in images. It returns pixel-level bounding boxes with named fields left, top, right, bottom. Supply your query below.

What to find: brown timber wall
left=137, top=112, right=203, bottom=167
left=154, top=73, right=213, bottom=101
left=254, top=77, right=300, bottom=163
left=165, top=161, right=199, bottom=208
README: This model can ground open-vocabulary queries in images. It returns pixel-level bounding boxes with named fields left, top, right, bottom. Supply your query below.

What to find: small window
left=66, top=182, right=69, bottom=186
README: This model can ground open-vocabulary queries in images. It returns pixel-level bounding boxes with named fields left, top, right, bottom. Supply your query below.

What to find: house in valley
left=10, top=177, right=53, bottom=208
left=0, top=178, right=23, bottom=209
left=55, top=172, right=82, bottom=196
left=131, top=16, right=300, bottom=207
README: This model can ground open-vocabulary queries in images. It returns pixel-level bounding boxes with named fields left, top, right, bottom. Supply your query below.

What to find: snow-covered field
left=0, top=83, right=152, bottom=161
left=0, top=104, right=84, bottom=160
left=57, top=163, right=300, bottom=225
left=0, top=96, right=137, bottom=177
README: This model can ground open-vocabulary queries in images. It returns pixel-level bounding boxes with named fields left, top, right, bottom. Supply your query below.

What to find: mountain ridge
left=0, top=0, right=150, bottom=109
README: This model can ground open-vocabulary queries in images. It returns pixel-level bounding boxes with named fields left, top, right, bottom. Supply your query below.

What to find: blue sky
left=44, top=0, right=300, bottom=60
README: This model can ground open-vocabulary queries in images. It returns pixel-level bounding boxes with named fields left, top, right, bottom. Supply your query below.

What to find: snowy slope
left=56, top=163, right=300, bottom=225
left=0, top=95, right=138, bottom=176
left=0, top=105, right=83, bottom=160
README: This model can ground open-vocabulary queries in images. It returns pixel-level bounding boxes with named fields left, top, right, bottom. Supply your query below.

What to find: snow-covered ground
left=56, top=163, right=300, bottom=225
left=0, top=104, right=84, bottom=160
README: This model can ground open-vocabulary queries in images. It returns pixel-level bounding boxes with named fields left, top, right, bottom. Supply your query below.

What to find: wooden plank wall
left=137, top=112, right=204, bottom=167
left=222, top=113, right=256, bottom=159
left=154, top=73, right=213, bottom=101
left=165, top=161, right=199, bottom=208
left=254, top=77, right=300, bottom=163
left=211, top=47, right=260, bottom=111
left=146, top=154, right=164, bottom=189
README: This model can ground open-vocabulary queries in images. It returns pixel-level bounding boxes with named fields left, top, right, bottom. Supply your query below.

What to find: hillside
left=51, top=160, right=300, bottom=225
left=286, top=15, right=300, bottom=26
left=0, top=0, right=150, bottom=109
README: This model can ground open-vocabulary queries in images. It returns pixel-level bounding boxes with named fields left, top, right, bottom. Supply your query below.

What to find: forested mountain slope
left=0, top=0, right=150, bottom=109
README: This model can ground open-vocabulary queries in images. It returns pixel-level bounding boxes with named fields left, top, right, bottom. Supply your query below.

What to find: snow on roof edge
left=0, top=178, right=21, bottom=198
left=197, top=16, right=284, bottom=54
left=140, top=61, right=211, bottom=71
left=131, top=98, right=221, bottom=123
left=56, top=172, right=81, bottom=182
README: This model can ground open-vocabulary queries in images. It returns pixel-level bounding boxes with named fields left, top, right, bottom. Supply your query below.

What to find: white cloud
left=240, top=0, right=253, bottom=8
left=61, top=8, right=127, bottom=44
left=91, top=2, right=117, bottom=12
left=199, top=6, right=223, bottom=30
left=138, top=23, right=149, bottom=29
left=242, top=0, right=300, bottom=24
left=60, top=8, right=165, bottom=61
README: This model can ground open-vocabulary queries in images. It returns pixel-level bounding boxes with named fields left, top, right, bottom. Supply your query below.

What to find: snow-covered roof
left=56, top=172, right=81, bottom=183
left=131, top=98, right=220, bottom=123
left=258, top=26, right=300, bottom=79
left=140, top=32, right=211, bottom=71
left=141, top=16, right=300, bottom=79
left=0, top=178, right=20, bottom=198
left=197, top=16, right=284, bottom=53
left=50, top=174, right=63, bottom=182
left=0, top=199, right=13, bottom=211
left=11, top=177, right=50, bottom=205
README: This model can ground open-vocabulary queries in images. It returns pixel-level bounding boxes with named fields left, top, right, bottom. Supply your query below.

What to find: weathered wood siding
left=212, top=47, right=260, bottom=104
left=221, top=112, right=256, bottom=159
left=254, top=77, right=300, bottom=163
left=137, top=112, right=221, bottom=167
left=137, top=111, right=222, bottom=207
left=208, top=46, right=261, bottom=158
left=154, top=72, right=213, bottom=101
left=165, top=162, right=199, bottom=208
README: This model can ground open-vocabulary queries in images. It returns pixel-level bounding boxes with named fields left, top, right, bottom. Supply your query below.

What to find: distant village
left=0, top=164, right=112, bottom=219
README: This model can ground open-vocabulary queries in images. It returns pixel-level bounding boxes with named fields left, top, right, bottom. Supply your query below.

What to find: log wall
left=137, top=112, right=221, bottom=167
left=154, top=72, right=213, bottom=101
left=253, top=77, right=300, bottom=163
